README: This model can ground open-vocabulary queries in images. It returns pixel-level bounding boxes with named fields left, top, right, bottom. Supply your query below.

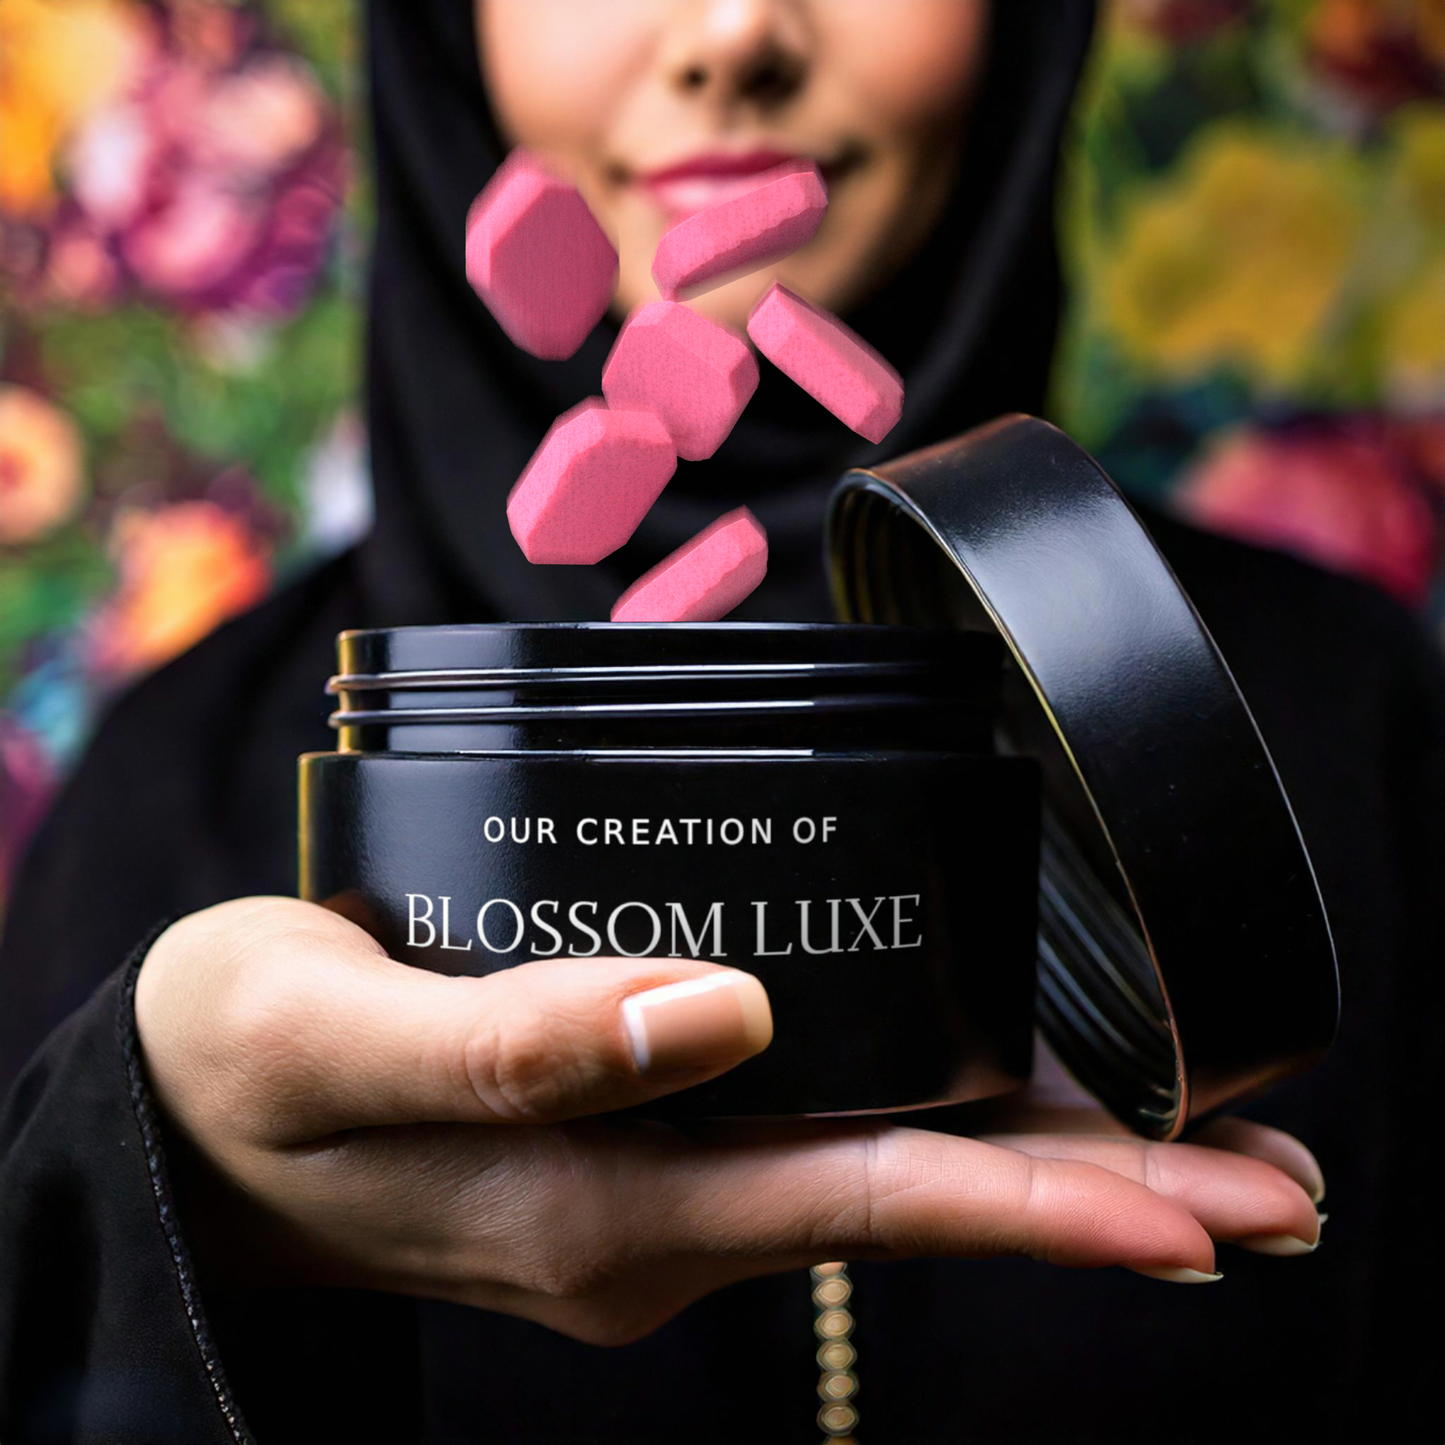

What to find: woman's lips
left=641, top=149, right=801, bottom=183
left=634, top=150, right=825, bottom=219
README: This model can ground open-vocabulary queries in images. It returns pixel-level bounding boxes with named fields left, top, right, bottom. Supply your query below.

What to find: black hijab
left=0, top=0, right=1100, bottom=1097
left=359, top=0, right=1097, bottom=627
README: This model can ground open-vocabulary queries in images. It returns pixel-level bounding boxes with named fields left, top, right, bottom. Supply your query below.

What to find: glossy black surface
left=301, top=623, right=1041, bottom=1118
left=327, top=622, right=1002, bottom=755
left=828, top=414, right=1340, bottom=1138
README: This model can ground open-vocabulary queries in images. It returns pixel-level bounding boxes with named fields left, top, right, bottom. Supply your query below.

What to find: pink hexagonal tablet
left=651, top=160, right=827, bottom=301
left=508, top=399, right=676, bottom=564
left=466, top=151, right=618, bottom=360
left=747, top=282, right=903, bottom=444
left=611, top=507, right=768, bottom=622
left=602, top=302, right=760, bottom=461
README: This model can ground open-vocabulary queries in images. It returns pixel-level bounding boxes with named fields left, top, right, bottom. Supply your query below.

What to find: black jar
left=301, top=417, right=1340, bottom=1137
left=300, top=622, right=1041, bottom=1118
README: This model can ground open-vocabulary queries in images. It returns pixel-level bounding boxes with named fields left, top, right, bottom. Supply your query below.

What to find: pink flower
left=21, top=10, right=345, bottom=320
left=121, top=175, right=262, bottom=296
left=1176, top=416, right=1443, bottom=606
left=192, top=55, right=324, bottom=176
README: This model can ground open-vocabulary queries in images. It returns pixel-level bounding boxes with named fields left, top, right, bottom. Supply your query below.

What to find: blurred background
left=1, top=0, right=1442, bottom=919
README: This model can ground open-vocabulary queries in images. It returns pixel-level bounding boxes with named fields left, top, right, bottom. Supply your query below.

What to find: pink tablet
left=466, top=151, right=618, bottom=360
left=651, top=160, right=827, bottom=301
left=747, top=282, right=903, bottom=444
left=602, top=302, right=759, bottom=461
left=611, top=507, right=768, bottom=622
left=508, top=399, right=676, bottom=564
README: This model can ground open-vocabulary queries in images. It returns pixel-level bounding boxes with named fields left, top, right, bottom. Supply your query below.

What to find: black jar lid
left=826, top=414, right=1339, bottom=1141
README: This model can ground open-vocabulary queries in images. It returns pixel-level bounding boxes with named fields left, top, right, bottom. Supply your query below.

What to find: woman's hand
left=136, top=898, right=1324, bottom=1346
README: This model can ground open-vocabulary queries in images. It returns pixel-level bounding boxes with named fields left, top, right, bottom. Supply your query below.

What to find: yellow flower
left=0, top=0, right=144, bottom=216
left=1100, top=127, right=1364, bottom=386
left=1382, top=255, right=1445, bottom=403
left=1379, top=109, right=1445, bottom=405
left=0, top=385, right=86, bottom=544
left=91, top=502, right=271, bottom=677
left=1390, top=104, right=1445, bottom=232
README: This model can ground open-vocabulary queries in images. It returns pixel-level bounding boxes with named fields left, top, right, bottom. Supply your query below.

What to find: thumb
left=154, top=898, right=772, bottom=1142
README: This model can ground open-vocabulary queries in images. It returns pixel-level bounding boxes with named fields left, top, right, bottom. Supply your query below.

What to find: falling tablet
left=611, top=507, right=768, bottom=622
left=508, top=398, right=676, bottom=564
left=602, top=302, right=760, bottom=462
left=747, top=282, right=903, bottom=444
left=651, top=160, right=827, bottom=301
left=466, top=151, right=618, bottom=360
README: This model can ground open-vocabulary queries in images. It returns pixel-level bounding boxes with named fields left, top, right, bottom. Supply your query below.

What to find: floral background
left=1, top=0, right=1442, bottom=914
left=1056, top=0, right=1445, bottom=612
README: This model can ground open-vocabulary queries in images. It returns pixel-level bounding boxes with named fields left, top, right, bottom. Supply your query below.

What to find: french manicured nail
left=1238, top=1213, right=1326, bottom=1257
left=621, top=972, right=773, bottom=1075
left=1131, top=1266, right=1224, bottom=1284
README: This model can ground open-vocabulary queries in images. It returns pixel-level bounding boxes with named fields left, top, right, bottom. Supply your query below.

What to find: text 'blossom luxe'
left=405, top=892, right=925, bottom=959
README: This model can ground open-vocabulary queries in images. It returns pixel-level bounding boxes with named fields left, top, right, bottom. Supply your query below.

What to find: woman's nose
left=662, top=0, right=810, bottom=108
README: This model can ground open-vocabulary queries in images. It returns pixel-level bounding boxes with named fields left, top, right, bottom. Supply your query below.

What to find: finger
left=1188, top=1115, right=1326, bottom=1204
left=631, top=1123, right=1222, bottom=1284
left=977, top=1131, right=1322, bottom=1254
left=143, top=897, right=771, bottom=1141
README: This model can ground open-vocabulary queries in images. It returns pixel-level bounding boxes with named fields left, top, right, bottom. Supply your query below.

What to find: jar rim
left=326, top=622, right=1002, bottom=757
left=336, top=621, right=996, bottom=681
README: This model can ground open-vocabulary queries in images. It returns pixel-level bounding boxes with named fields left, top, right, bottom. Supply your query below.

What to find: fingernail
left=621, top=972, right=773, bottom=1076
left=1279, top=1152, right=1326, bottom=1205
left=1238, top=1212, right=1325, bottom=1257
left=1298, top=1165, right=1326, bottom=1206
left=1237, top=1234, right=1318, bottom=1257
left=1131, top=1266, right=1224, bottom=1284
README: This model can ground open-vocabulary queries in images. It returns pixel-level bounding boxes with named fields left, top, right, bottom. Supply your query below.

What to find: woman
left=1, top=2, right=1439, bottom=1441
